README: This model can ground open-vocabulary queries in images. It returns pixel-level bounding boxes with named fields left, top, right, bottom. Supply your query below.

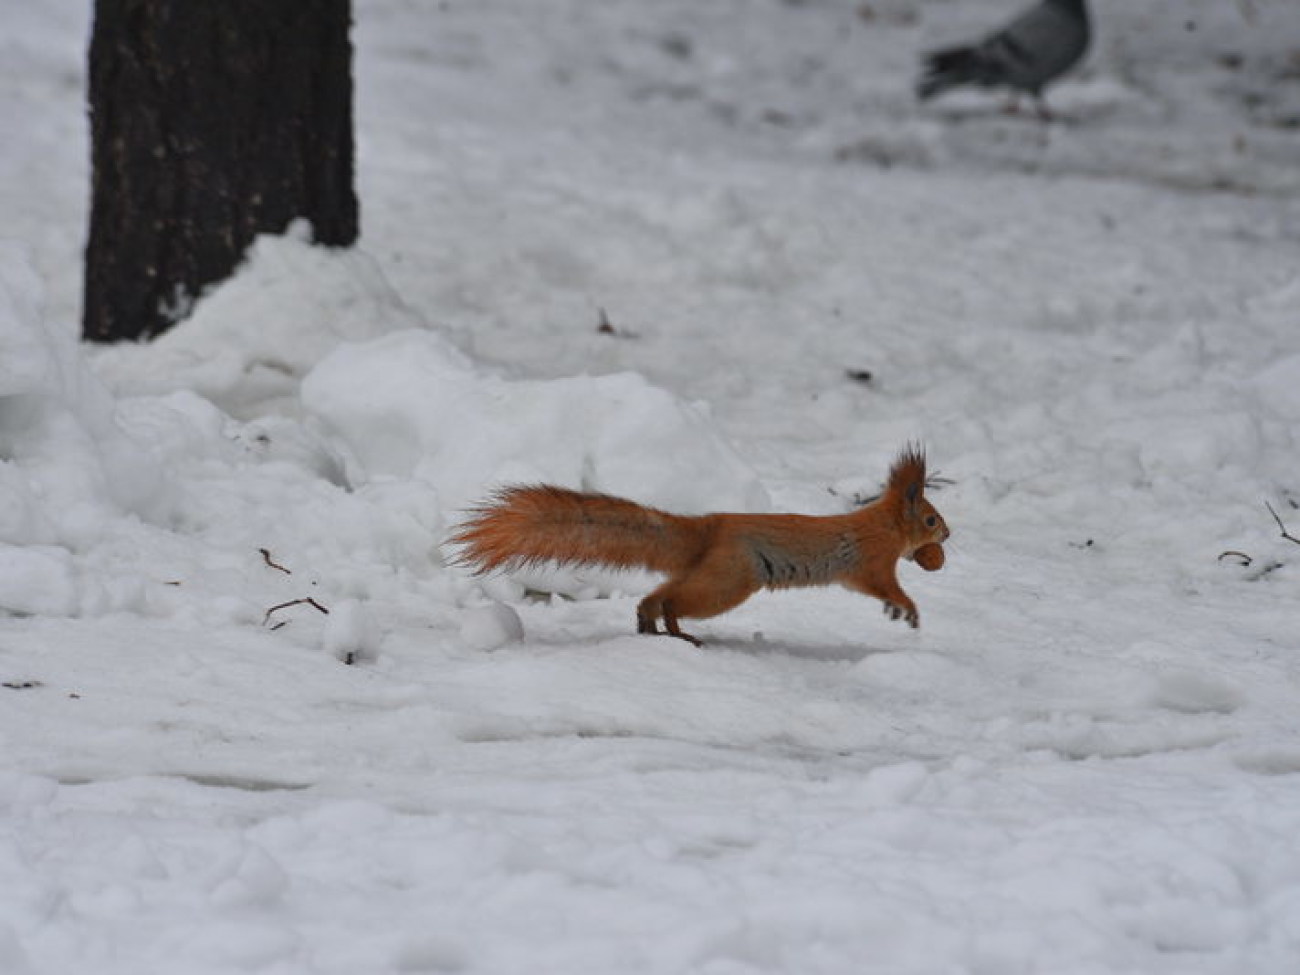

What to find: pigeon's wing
left=977, top=2, right=1089, bottom=94
left=917, top=0, right=1089, bottom=101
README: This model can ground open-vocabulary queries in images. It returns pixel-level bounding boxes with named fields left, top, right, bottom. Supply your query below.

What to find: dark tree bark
left=84, top=0, right=358, bottom=342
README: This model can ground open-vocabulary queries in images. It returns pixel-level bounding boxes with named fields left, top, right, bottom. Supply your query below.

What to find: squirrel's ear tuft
left=888, top=442, right=927, bottom=504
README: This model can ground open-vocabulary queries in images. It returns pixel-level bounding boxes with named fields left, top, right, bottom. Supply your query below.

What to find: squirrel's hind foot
left=637, top=603, right=703, bottom=647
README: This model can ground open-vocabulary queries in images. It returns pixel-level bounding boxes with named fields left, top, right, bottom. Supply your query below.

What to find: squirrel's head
left=887, top=444, right=950, bottom=556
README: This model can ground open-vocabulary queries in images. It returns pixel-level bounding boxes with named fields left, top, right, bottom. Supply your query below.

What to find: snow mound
left=459, top=601, right=525, bottom=651
left=302, top=328, right=767, bottom=514
left=321, top=597, right=381, bottom=664
left=0, top=244, right=167, bottom=552
left=89, top=225, right=432, bottom=417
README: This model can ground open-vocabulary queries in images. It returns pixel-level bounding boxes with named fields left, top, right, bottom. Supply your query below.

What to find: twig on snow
left=1265, top=501, right=1300, bottom=547
left=263, top=597, right=331, bottom=629
left=1217, top=550, right=1252, bottom=567
left=259, top=548, right=292, bottom=574
left=594, top=306, right=638, bottom=339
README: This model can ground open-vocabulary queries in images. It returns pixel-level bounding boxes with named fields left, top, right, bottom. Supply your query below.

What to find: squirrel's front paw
left=882, top=601, right=919, bottom=628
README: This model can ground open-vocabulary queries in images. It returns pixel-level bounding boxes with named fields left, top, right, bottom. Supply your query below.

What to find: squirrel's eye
left=924, top=515, right=938, bottom=528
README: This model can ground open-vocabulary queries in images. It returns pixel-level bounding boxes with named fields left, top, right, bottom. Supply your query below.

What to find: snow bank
left=302, top=329, right=767, bottom=513
left=0, top=244, right=166, bottom=555
left=89, top=225, right=427, bottom=416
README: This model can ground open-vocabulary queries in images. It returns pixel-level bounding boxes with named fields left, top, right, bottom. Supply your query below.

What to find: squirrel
left=450, top=444, right=950, bottom=646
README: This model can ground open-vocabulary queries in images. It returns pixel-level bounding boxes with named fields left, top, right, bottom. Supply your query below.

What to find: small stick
left=1265, top=501, right=1300, bottom=547
left=594, top=306, right=638, bottom=338
left=263, top=597, right=330, bottom=627
left=259, top=548, right=292, bottom=574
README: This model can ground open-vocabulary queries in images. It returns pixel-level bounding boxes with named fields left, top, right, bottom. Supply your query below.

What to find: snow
left=3, top=0, right=1300, bottom=971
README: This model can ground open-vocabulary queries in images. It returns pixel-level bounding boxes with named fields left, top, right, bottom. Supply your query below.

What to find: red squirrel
left=451, top=444, right=949, bottom=645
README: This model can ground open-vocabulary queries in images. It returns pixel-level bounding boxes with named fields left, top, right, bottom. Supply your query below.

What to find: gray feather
left=917, top=0, right=1090, bottom=103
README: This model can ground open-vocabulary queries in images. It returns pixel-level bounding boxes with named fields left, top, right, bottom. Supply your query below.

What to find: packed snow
left=3, top=0, right=1300, bottom=972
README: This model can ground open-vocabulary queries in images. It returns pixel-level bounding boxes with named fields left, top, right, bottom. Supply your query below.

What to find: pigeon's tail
left=916, top=45, right=1005, bottom=100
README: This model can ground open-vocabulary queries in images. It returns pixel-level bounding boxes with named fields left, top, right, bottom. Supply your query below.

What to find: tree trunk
left=84, top=0, right=358, bottom=342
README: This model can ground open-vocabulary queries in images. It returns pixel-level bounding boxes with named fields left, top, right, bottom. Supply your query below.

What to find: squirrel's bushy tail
left=449, top=484, right=706, bottom=576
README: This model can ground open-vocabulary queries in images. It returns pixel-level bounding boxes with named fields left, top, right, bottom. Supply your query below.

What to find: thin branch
left=263, top=596, right=330, bottom=627
left=1265, top=501, right=1300, bottom=547
left=259, top=548, right=292, bottom=574
left=594, top=306, right=638, bottom=339
left=1250, top=561, right=1285, bottom=581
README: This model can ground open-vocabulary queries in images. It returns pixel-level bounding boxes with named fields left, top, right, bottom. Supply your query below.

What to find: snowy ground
left=4, top=0, right=1300, bottom=972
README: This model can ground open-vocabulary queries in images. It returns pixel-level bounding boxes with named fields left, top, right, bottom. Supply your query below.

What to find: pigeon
left=916, top=0, right=1090, bottom=117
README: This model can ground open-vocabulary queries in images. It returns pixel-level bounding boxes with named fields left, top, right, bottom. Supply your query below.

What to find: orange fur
left=450, top=444, right=950, bottom=645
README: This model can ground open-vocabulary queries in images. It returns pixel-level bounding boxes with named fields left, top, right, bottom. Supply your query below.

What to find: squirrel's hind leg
left=661, top=602, right=703, bottom=647
left=636, top=595, right=702, bottom=647
left=636, top=601, right=664, bottom=636
left=638, top=568, right=759, bottom=647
